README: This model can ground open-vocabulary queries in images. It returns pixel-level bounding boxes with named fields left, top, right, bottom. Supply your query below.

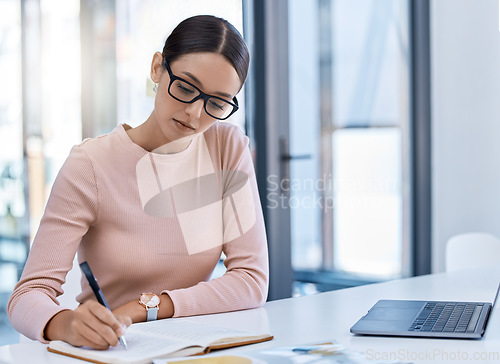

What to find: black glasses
left=163, top=59, right=239, bottom=120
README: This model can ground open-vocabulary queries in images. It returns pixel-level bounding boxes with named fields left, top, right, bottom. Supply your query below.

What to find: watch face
left=141, top=293, right=160, bottom=308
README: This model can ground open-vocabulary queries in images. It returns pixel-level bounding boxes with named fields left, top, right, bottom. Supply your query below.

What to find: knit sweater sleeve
left=7, top=145, right=98, bottom=342
left=164, top=125, right=269, bottom=316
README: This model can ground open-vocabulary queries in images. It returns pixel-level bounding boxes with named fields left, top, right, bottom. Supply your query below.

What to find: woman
left=8, top=15, right=268, bottom=350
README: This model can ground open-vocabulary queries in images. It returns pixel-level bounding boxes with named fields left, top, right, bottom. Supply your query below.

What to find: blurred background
left=1, top=0, right=499, bottom=345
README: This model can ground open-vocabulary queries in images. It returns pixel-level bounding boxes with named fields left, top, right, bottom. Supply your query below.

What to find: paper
left=156, top=356, right=253, bottom=364
left=156, top=342, right=410, bottom=364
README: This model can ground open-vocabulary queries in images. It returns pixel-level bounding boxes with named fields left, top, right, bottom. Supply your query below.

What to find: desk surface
left=1, top=266, right=499, bottom=363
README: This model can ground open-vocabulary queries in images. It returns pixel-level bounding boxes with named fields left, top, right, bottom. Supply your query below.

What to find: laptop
left=350, top=283, right=499, bottom=339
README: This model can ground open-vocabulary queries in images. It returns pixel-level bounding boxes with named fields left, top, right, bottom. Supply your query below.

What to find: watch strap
left=146, top=306, right=159, bottom=321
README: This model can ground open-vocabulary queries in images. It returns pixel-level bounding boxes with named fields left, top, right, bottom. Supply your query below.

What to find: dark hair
left=162, top=15, right=250, bottom=85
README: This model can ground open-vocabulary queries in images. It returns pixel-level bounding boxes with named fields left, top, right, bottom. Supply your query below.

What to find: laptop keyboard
left=409, top=302, right=484, bottom=333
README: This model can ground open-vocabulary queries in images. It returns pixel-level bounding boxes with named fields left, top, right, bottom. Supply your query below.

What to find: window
left=0, top=0, right=81, bottom=345
left=288, top=0, right=411, bottom=293
left=0, top=0, right=25, bottom=345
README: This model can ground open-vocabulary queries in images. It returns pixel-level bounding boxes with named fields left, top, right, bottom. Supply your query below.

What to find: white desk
left=1, top=266, right=499, bottom=363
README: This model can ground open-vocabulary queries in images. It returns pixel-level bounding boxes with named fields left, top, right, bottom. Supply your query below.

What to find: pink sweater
left=7, top=123, right=269, bottom=342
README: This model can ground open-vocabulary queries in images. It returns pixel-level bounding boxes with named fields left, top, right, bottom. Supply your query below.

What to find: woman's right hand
left=44, top=300, right=132, bottom=350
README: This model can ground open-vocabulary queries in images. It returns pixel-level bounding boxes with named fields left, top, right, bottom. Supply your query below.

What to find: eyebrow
left=181, top=71, right=233, bottom=99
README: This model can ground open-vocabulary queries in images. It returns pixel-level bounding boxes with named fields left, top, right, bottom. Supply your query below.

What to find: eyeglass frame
left=162, top=59, right=239, bottom=120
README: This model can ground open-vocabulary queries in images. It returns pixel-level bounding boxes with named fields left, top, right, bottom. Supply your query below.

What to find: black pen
left=80, top=261, right=128, bottom=350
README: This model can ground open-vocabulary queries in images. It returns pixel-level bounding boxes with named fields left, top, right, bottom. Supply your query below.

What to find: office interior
left=0, top=0, right=499, bottom=347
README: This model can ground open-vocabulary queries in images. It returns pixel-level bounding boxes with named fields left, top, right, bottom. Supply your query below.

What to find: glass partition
left=289, top=0, right=411, bottom=293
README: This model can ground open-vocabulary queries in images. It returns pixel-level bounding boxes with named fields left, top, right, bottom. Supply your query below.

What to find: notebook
left=350, top=283, right=499, bottom=339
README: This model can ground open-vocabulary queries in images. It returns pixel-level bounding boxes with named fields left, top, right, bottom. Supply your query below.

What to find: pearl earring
left=153, top=83, right=158, bottom=93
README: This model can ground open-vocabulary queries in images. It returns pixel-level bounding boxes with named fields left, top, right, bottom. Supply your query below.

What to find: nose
left=184, top=99, right=204, bottom=120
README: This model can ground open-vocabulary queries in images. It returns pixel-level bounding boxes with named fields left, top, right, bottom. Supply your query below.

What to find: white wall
left=431, top=0, right=500, bottom=272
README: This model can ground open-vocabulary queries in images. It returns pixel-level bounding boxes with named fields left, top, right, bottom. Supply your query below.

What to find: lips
left=174, top=119, right=196, bottom=131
